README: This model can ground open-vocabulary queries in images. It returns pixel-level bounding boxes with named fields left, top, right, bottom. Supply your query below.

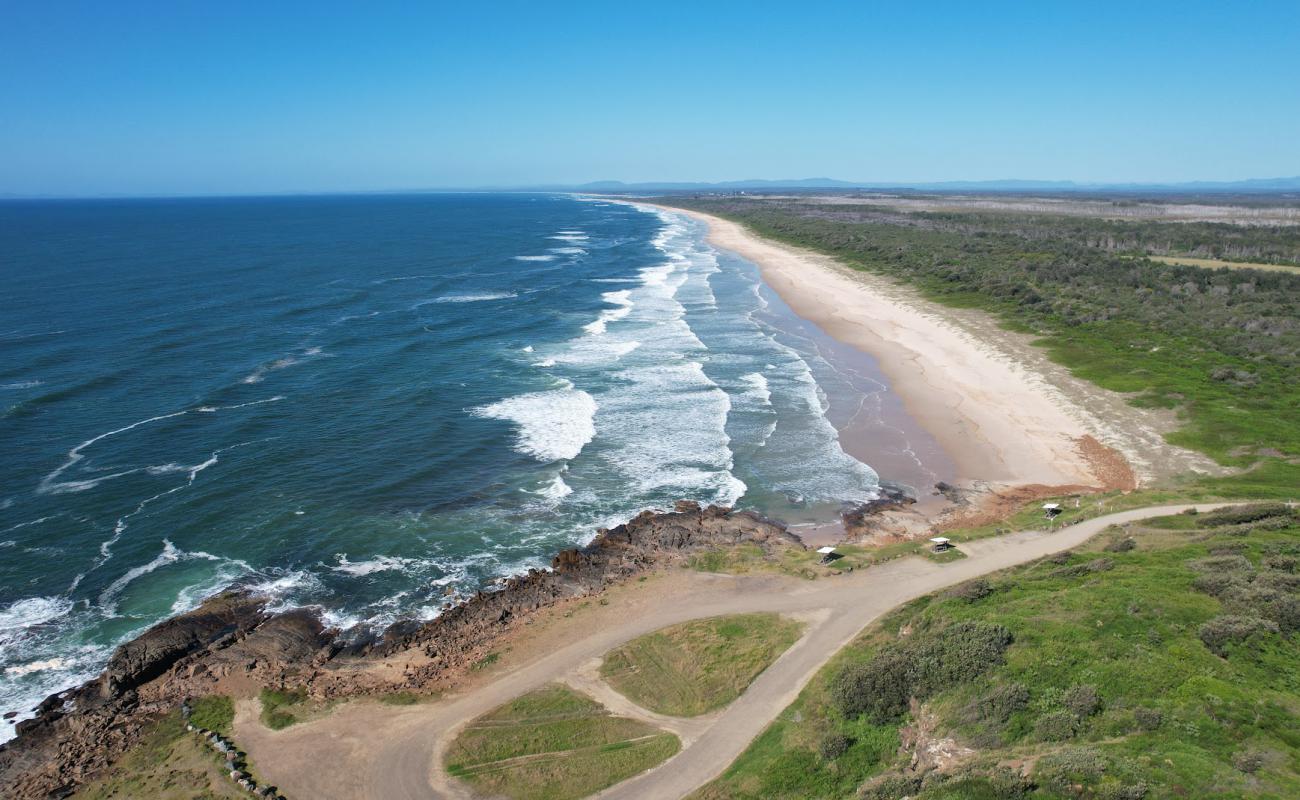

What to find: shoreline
left=650, top=203, right=1206, bottom=497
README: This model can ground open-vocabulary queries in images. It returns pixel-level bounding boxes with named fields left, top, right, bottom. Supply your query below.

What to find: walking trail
left=237, top=503, right=1235, bottom=800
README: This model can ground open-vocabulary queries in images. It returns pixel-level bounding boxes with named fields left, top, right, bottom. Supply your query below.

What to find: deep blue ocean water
left=0, top=193, right=892, bottom=737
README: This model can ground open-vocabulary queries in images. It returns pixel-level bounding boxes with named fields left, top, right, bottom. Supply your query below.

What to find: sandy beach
left=656, top=205, right=1222, bottom=495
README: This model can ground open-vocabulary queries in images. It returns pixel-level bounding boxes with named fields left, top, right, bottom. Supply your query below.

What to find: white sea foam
left=241, top=347, right=324, bottom=384
left=246, top=570, right=321, bottom=605
left=740, top=372, right=773, bottom=405
left=525, top=470, right=572, bottom=501
left=513, top=255, right=556, bottom=262
left=0, top=596, right=73, bottom=635
left=549, top=246, right=587, bottom=255
left=37, top=408, right=197, bottom=495
left=582, top=289, right=634, bottom=335
left=534, top=358, right=557, bottom=367
left=473, top=382, right=597, bottom=462
left=331, top=554, right=419, bottom=577
left=1, top=380, right=42, bottom=390
left=5, top=657, right=70, bottom=677
left=429, top=292, right=518, bottom=304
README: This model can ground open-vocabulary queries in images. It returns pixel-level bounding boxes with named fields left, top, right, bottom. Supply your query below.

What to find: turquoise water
left=0, top=193, right=885, bottom=737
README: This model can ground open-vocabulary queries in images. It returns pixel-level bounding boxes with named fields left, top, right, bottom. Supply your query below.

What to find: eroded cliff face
left=0, top=503, right=801, bottom=799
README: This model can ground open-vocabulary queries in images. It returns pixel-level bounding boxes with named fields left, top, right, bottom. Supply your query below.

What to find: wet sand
left=661, top=205, right=1222, bottom=494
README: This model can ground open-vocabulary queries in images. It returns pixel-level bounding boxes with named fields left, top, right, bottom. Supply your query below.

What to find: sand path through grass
left=239, top=503, right=1252, bottom=800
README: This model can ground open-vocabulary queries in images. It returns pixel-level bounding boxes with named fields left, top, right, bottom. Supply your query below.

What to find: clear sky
left=3, top=1, right=1298, bottom=196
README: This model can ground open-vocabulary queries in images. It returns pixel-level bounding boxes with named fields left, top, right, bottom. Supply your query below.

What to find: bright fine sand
left=663, top=206, right=1218, bottom=490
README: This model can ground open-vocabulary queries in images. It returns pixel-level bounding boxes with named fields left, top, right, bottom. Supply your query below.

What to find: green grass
left=259, top=686, right=308, bottom=730
left=600, top=613, right=804, bottom=717
left=1144, top=254, right=1300, bottom=274
left=444, top=684, right=680, bottom=800
left=377, top=690, right=432, bottom=706
left=187, top=695, right=234, bottom=736
left=73, top=710, right=246, bottom=799
left=689, top=509, right=1300, bottom=799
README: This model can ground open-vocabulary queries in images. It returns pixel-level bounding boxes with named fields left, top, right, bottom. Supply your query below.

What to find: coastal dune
left=659, top=205, right=1211, bottom=492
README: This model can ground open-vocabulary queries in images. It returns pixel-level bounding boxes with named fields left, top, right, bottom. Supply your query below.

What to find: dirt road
left=238, top=503, right=1234, bottom=800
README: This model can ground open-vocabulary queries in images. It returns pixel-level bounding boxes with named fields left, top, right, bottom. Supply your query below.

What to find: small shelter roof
left=1042, top=503, right=1062, bottom=510
left=929, top=537, right=950, bottom=544
left=816, top=546, right=838, bottom=554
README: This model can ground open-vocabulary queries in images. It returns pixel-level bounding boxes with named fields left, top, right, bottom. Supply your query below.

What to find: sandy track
left=238, top=503, right=1235, bottom=800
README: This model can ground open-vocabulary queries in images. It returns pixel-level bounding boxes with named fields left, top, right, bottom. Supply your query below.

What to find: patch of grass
left=600, top=613, right=804, bottom=717
left=259, top=686, right=308, bottom=730
left=925, top=547, right=967, bottom=563
left=688, top=513, right=1300, bottom=799
left=377, top=690, right=432, bottom=706
left=1145, top=254, right=1300, bottom=274
left=187, top=694, right=234, bottom=736
left=445, top=684, right=679, bottom=800
left=471, top=651, right=501, bottom=671
left=73, top=710, right=246, bottom=799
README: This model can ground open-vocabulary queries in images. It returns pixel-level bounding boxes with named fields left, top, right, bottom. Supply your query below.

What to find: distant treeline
left=666, top=197, right=1300, bottom=477
left=758, top=201, right=1300, bottom=265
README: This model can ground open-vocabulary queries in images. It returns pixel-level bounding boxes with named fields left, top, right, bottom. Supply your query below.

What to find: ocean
left=0, top=193, right=898, bottom=739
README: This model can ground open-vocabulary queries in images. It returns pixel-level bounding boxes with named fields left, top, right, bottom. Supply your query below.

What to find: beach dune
left=662, top=205, right=1215, bottom=493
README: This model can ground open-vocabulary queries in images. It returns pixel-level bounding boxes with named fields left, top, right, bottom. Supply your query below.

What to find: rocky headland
left=0, top=502, right=802, bottom=799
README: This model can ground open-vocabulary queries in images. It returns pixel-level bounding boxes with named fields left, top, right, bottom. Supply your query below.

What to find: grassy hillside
left=689, top=505, right=1300, bottom=799
left=665, top=198, right=1300, bottom=495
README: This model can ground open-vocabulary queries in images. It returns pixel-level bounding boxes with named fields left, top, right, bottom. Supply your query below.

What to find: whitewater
left=0, top=194, right=881, bottom=740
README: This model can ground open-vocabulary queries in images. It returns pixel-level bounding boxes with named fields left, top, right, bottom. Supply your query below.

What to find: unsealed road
left=240, top=503, right=1235, bottom=800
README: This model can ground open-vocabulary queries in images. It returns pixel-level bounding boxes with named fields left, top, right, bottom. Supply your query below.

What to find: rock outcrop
left=0, top=504, right=801, bottom=799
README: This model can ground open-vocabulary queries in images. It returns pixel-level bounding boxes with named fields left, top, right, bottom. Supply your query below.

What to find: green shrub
left=1098, top=782, right=1150, bottom=800
left=1188, top=554, right=1254, bottom=573
left=1035, top=746, right=1106, bottom=788
left=1264, top=554, right=1299, bottom=573
left=946, top=578, right=993, bottom=602
left=831, top=621, right=1013, bottom=723
left=817, top=732, right=852, bottom=761
left=1198, top=614, right=1281, bottom=657
left=1034, top=710, right=1080, bottom=741
left=966, top=682, right=1030, bottom=725
left=1063, top=684, right=1103, bottom=718
left=1197, top=503, right=1293, bottom=527
left=1104, top=537, right=1137, bottom=553
left=1048, top=557, right=1114, bottom=578
left=1133, top=707, right=1163, bottom=731
left=831, top=648, right=914, bottom=723
left=1192, top=571, right=1250, bottom=598
left=858, top=772, right=922, bottom=799
left=1233, top=749, right=1266, bottom=774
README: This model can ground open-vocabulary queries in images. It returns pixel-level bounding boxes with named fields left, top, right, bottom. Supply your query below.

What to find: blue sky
left=3, top=1, right=1298, bottom=196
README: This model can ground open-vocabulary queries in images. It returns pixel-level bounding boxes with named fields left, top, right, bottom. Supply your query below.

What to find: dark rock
left=100, top=592, right=266, bottom=698
left=841, top=485, right=917, bottom=535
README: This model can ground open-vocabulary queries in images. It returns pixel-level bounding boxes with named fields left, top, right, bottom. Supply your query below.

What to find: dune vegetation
left=688, top=504, right=1300, bottom=799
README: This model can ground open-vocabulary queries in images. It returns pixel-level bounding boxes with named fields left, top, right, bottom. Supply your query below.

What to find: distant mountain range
left=552, top=176, right=1300, bottom=194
